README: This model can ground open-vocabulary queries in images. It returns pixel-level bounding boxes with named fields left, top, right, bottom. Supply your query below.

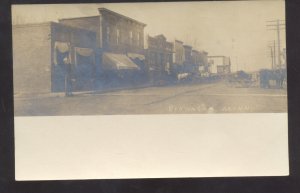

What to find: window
left=129, top=31, right=133, bottom=45
left=106, top=27, right=110, bottom=42
left=116, top=29, right=120, bottom=45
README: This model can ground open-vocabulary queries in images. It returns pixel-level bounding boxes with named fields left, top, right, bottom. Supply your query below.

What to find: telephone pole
left=266, top=19, right=285, bottom=69
left=268, top=40, right=276, bottom=69
left=269, top=46, right=274, bottom=69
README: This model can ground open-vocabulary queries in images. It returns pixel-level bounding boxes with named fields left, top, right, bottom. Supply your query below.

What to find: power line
left=266, top=19, right=285, bottom=69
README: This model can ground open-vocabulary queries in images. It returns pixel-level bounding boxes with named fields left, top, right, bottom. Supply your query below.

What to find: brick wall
left=174, top=40, right=184, bottom=65
left=146, top=35, right=173, bottom=74
left=59, top=16, right=101, bottom=47
left=13, top=23, right=52, bottom=94
left=58, top=11, right=146, bottom=55
left=100, top=9, right=145, bottom=54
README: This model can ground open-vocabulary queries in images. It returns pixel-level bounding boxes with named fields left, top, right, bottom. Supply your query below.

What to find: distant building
left=145, top=34, right=173, bottom=81
left=172, top=40, right=185, bottom=74
left=217, top=64, right=231, bottom=74
left=191, top=50, right=201, bottom=74
left=183, top=45, right=192, bottom=62
left=208, top=56, right=231, bottom=75
left=199, top=51, right=209, bottom=74
left=183, top=45, right=193, bottom=73
left=13, top=22, right=97, bottom=94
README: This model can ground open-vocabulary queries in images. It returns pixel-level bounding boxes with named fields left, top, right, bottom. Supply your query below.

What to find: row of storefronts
left=13, top=7, right=229, bottom=94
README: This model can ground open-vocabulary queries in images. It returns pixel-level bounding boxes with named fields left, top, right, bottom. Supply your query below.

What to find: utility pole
left=268, top=40, right=276, bottom=69
left=266, top=19, right=285, bottom=69
left=269, top=46, right=274, bottom=69
left=276, top=20, right=281, bottom=68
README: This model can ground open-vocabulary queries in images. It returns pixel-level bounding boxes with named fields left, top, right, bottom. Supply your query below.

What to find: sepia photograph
left=13, top=1, right=289, bottom=181
left=12, top=1, right=287, bottom=116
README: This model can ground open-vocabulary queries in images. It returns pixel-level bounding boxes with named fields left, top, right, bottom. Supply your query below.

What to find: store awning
left=102, top=53, right=140, bottom=70
left=75, top=47, right=94, bottom=57
left=53, top=41, right=70, bottom=65
left=55, top=41, right=70, bottom=53
left=127, top=53, right=145, bottom=61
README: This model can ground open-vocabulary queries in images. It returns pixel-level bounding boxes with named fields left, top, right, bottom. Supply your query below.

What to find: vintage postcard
left=13, top=1, right=288, bottom=180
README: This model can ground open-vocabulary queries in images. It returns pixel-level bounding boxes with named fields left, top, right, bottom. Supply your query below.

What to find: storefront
left=101, top=52, right=142, bottom=88
left=51, top=22, right=97, bottom=92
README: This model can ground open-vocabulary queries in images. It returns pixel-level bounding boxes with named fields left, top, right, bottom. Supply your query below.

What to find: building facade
left=59, top=8, right=147, bottom=87
left=13, top=22, right=97, bottom=94
left=145, top=34, right=173, bottom=81
left=59, top=8, right=146, bottom=56
left=198, top=51, right=209, bottom=75
left=172, top=40, right=185, bottom=74
left=183, top=45, right=192, bottom=63
left=191, top=50, right=201, bottom=74
left=208, top=56, right=231, bottom=75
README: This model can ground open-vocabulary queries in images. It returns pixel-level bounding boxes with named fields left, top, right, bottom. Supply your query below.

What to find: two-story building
left=145, top=34, right=173, bottom=82
left=172, top=40, right=185, bottom=75
left=59, top=8, right=147, bottom=87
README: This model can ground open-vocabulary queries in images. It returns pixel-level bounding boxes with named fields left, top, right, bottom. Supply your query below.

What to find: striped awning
left=102, top=53, right=140, bottom=70
left=127, top=53, right=145, bottom=61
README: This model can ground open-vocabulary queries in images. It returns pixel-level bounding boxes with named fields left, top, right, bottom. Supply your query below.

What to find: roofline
left=98, top=8, right=147, bottom=27
left=52, top=22, right=96, bottom=33
left=208, top=55, right=227, bottom=58
left=175, top=39, right=183, bottom=43
left=12, top=21, right=53, bottom=28
left=183, top=45, right=192, bottom=48
left=154, top=34, right=166, bottom=39
left=59, top=15, right=99, bottom=21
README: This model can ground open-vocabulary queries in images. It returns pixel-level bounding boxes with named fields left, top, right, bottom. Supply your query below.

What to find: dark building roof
left=207, top=55, right=227, bottom=58
left=98, top=8, right=147, bottom=27
left=175, top=39, right=183, bottom=44
left=59, top=15, right=99, bottom=21
left=183, top=45, right=192, bottom=49
left=59, top=8, right=147, bottom=27
left=154, top=34, right=167, bottom=40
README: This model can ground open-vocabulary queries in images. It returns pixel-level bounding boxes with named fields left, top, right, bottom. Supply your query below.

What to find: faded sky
left=12, top=1, right=286, bottom=72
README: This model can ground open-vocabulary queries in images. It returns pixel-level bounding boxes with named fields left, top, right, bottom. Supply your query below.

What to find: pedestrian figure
left=64, top=57, right=73, bottom=97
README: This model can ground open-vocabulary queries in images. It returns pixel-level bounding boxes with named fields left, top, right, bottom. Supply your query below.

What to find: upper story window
left=129, top=31, right=133, bottom=45
left=137, top=33, right=140, bottom=46
left=116, top=29, right=120, bottom=45
left=106, top=27, right=110, bottom=42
